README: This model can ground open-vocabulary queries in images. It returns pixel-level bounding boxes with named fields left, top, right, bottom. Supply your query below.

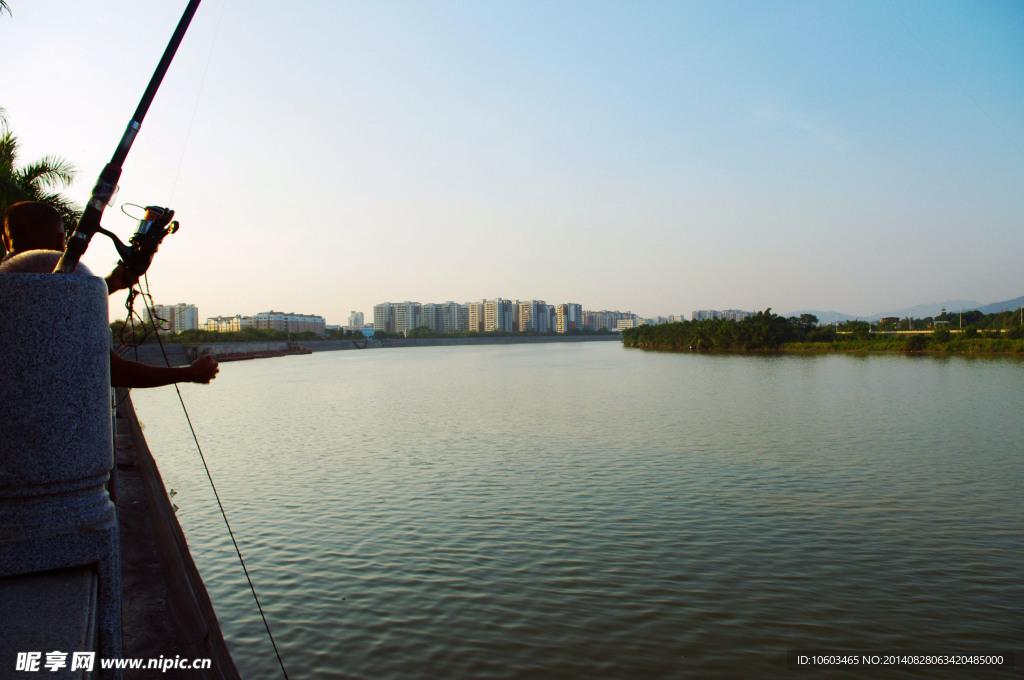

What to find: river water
left=130, top=342, right=1022, bottom=679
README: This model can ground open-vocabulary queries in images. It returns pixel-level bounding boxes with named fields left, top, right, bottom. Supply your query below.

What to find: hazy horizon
left=3, top=1, right=1021, bottom=324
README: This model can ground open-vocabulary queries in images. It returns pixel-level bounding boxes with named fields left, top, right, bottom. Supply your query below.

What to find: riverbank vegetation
left=111, top=321, right=617, bottom=345
left=621, top=309, right=1024, bottom=354
left=110, top=320, right=363, bottom=345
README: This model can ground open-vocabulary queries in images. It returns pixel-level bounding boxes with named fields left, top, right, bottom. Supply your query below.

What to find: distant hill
left=785, top=295, right=1022, bottom=323
left=783, top=310, right=862, bottom=324
left=977, top=296, right=1024, bottom=315
left=872, top=299, right=982, bottom=320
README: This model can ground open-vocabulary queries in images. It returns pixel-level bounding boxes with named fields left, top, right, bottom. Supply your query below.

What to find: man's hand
left=188, top=354, right=220, bottom=384
left=105, top=262, right=141, bottom=294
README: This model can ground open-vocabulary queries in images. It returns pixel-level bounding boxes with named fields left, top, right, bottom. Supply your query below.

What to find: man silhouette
left=2, top=201, right=218, bottom=387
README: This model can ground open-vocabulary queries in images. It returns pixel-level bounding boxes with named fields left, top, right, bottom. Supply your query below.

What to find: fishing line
left=167, top=0, right=229, bottom=204
left=111, top=291, right=145, bottom=413
left=129, top=276, right=292, bottom=680
left=102, top=4, right=291, bottom=675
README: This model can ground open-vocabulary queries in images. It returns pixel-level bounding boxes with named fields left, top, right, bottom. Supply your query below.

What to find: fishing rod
left=52, top=4, right=293, bottom=677
left=54, top=0, right=201, bottom=275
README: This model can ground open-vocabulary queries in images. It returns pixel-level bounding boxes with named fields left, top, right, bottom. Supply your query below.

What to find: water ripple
left=131, top=346, right=1024, bottom=679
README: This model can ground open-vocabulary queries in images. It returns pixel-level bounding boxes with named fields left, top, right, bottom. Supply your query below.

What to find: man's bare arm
left=110, top=351, right=219, bottom=388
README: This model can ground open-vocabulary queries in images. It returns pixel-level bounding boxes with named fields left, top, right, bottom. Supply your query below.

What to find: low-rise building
left=202, top=315, right=253, bottom=332
left=253, top=310, right=326, bottom=335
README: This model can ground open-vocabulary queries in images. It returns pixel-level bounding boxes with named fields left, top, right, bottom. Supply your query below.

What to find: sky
left=2, top=0, right=1022, bottom=323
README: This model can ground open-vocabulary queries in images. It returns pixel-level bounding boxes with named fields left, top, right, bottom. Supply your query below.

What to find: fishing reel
left=97, top=205, right=179, bottom=278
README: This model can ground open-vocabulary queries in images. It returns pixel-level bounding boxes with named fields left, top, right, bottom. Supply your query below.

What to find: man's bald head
left=3, top=202, right=65, bottom=255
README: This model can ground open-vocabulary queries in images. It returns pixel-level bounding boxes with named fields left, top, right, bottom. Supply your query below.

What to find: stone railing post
left=0, top=272, right=122, bottom=671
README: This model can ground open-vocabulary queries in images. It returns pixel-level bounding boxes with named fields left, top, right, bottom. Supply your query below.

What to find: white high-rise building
left=721, top=309, right=754, bottom=322
left=373, top=302, right=395, bottom=334
left=467, top=301, right=485, bottom=333
left=445, top=302, right=469, bottom=333
left=421, top=303, right=443, bottom=333
left=429, top=302, right=467, bottom=333
left=394, top=301, right=423, bottom=335
left=584, top=310, right=635, bottom=332
left=483, top=299, right=515, bottom=332
left=145, top=303, right=199, bottom=333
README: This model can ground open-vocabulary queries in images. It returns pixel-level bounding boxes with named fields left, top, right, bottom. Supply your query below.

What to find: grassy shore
left=622, top=314, right=1024, bottom=355
left=782, top=335, right=1024, bottom=354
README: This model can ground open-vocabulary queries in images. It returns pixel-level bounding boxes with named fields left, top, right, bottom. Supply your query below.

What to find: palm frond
left=16, top=155, right=76, bottom=190
left=36, top=190, right=83, bottom=230
left=0, top=130, right=17, bottom=166
left=0, top=107, right=80, bottom=220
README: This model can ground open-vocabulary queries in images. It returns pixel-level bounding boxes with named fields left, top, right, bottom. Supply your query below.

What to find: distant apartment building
left=448, top=302, right=470, bottom=333
left=583, top=310, right=635, bottom=332
left=145, top=303, right=198, bottom=333
left=583, top=310, right=604, bottom=331
left=377, top=300, right=468, bottom=334
left=518, top=300, right=550, bottom=333
left=373, top=302, right=395, bottom=334
left=692, top=310, right=721, bottom=321
left=422, top=301, right=468, bottom=334
left=393, top=301, right=423, bottom=335
left=692, top=309, right=754, bottom=322
left=555, top=303, right=583, bottom=334
left=421, top=303, right=442, bottom=333
left=348, top=311, right=364, bottom=328
left=371, top=297, right=642, bottom=335
left=721, top=309, right=754, bottom=322
left=483, top=298, right=516, bottom=332
left=466, top=301, right=485, bottom=333
left=202, top=314, right=253, bottom=332
left=253, top=310, right=326, bottom=335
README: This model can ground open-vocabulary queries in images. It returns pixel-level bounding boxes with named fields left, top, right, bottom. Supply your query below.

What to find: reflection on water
left=132, top=344, right=1023, bottom=679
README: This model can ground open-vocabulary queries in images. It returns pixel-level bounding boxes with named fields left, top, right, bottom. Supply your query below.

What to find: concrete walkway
left=114, top=391, right=240, bottom=679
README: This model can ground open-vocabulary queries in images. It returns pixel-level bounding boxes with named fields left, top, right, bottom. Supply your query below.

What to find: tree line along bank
left=621, top=309, right=1024, bottom=353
